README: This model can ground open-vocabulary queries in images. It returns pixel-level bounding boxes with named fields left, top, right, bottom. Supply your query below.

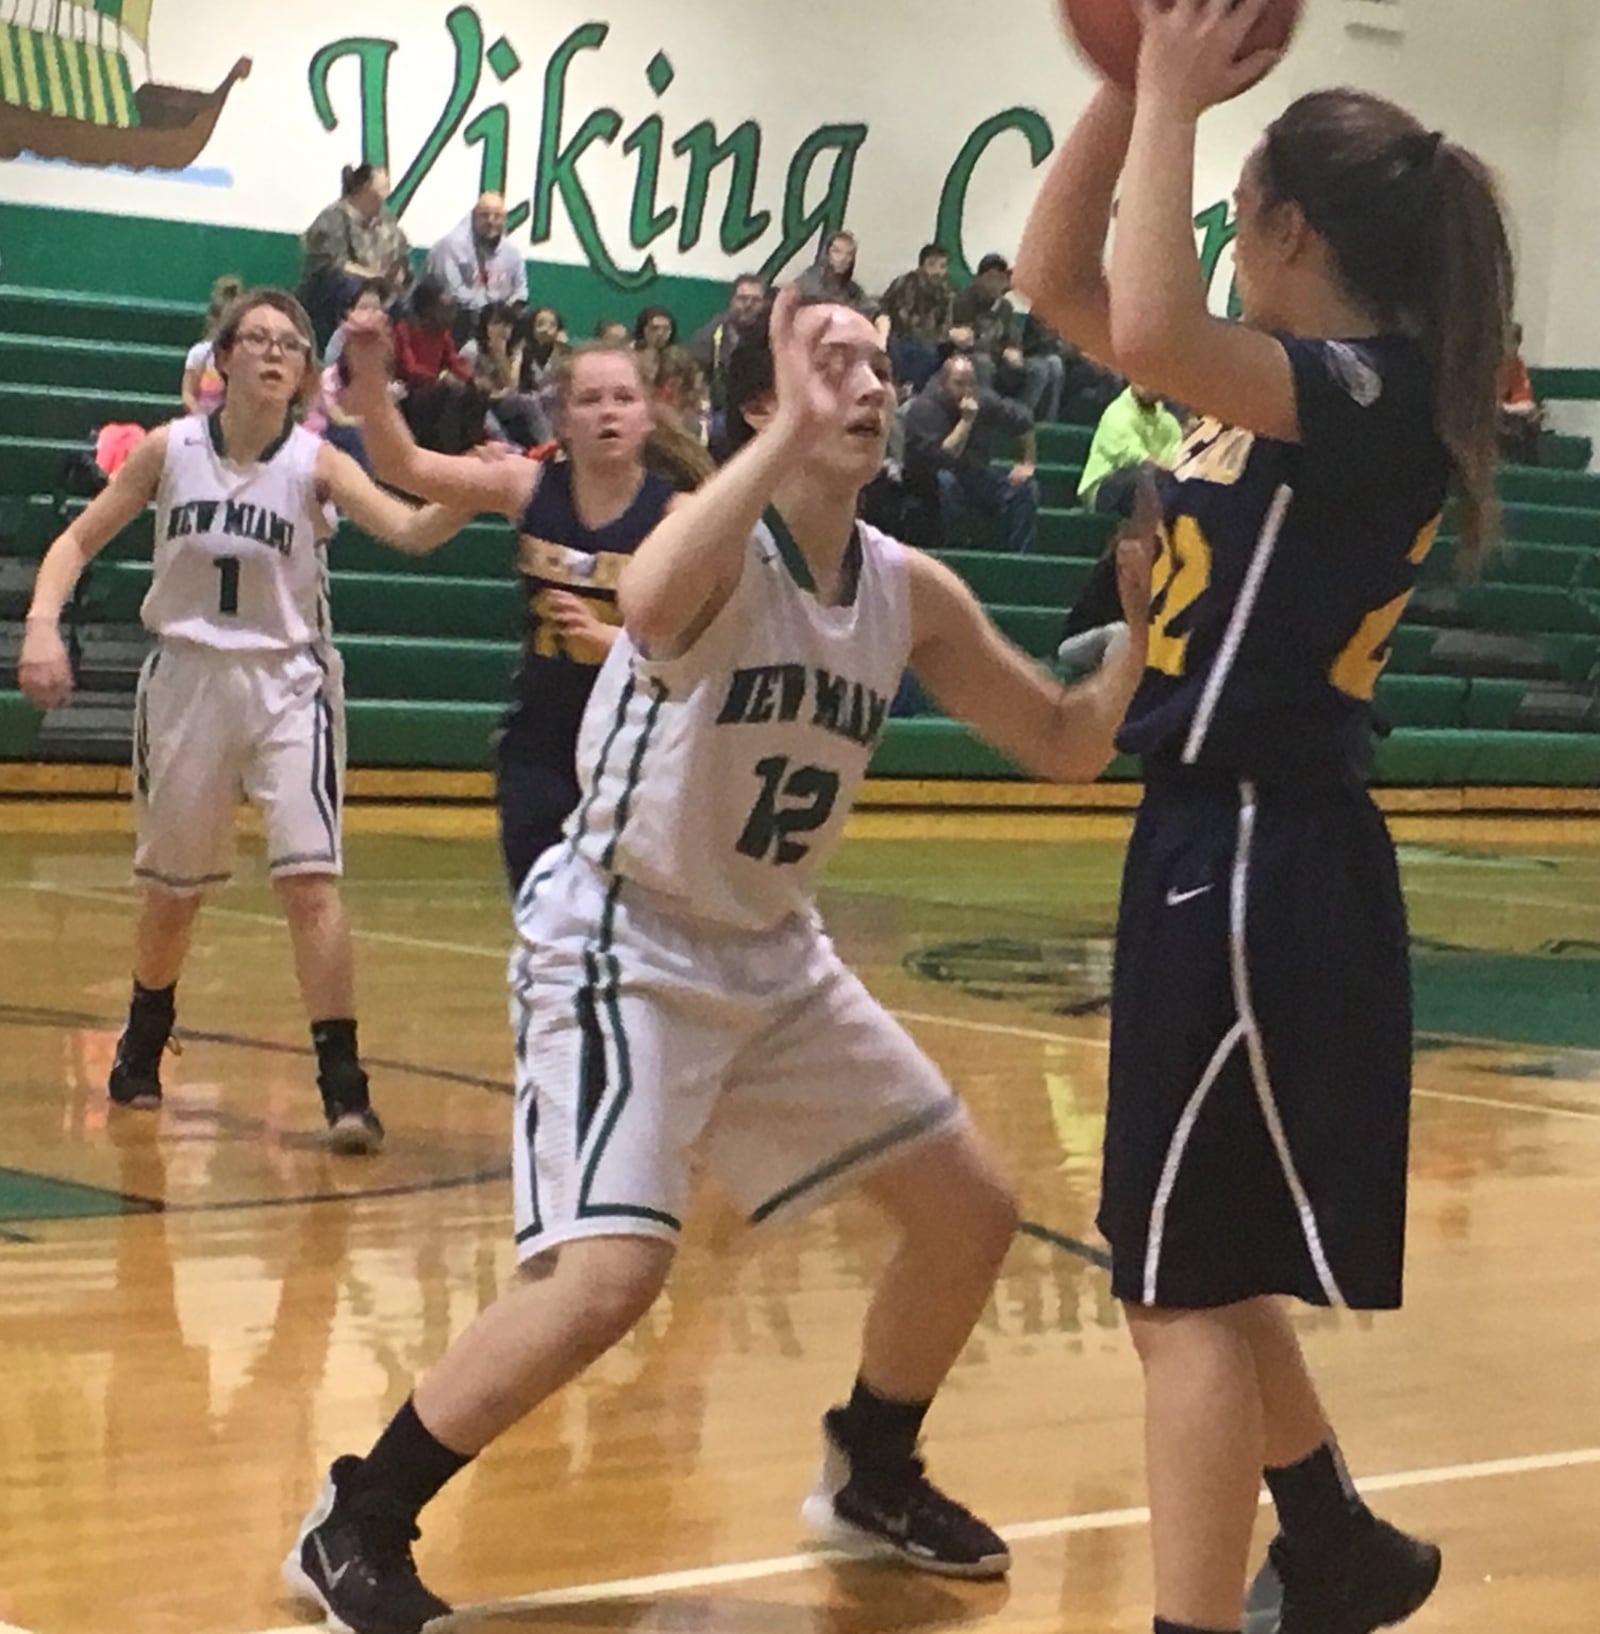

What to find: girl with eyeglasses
left=19, top=287, right=472, bottom=1154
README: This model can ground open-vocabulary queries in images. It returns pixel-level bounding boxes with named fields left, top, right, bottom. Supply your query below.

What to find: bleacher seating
left=3, top=281, right=1600, bottom=786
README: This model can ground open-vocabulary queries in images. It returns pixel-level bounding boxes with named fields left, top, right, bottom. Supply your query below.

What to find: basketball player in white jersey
left=281, top=289, right=1154, bottom=1634
left=19, top=288, right=471, bottom=1153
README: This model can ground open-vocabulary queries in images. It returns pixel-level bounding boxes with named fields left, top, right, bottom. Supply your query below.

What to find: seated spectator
left=795, top=231, right=890, bottom=340
left=1020, top=310, right=1124, bottom=423
left=181, top=274, right=243, bottom=414
left=593, top=318, right=631, bottom=345
left=653, top=345, right=710, bottom=444
left=632, top=304, right=679, bottom=389
left=425, top=191, right=528, bottom=342
left=880, top=243, right=958, bottom=395
left=298, top=163, right=412, bottom=349
left=1078, top=384, right=1183, bottom=513
left=519, top=306, right=569, bottom=410
left=463, top=301, right=551, bottom=450
left=1500, top=324, right=1543, bottom=465
left=904, top=352, right=1039, bottom=553
left=688, top=273, right=768, bottom=412
left=952, top=254, right=1023, bottom=394
left=393, top=278, right=484, bottom=453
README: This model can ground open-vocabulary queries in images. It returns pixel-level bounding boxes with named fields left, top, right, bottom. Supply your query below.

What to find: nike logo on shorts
left=1165, top=885, right=1214, bottom=907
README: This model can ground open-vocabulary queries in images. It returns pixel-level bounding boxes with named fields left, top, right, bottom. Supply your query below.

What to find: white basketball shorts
left=132, top=639, right=346, bottom=893
left=507, top=862, right=965, bottom=1258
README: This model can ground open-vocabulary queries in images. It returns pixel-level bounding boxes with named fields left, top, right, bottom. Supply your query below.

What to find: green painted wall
left=0, top=200, right=733, bottom=338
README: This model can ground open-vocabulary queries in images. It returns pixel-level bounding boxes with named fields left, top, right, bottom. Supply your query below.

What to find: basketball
left=1059, top=0, right=1301, bottom=95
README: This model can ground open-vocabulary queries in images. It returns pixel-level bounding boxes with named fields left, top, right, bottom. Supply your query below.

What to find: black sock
left=831, top=1376, right=930, bottom=1468
left=1265, top=1442, right=1367, bottom=1544
left=351, top=1397, right=472, bottom=1518
left=129, top=979, right=176, bottom=1024
left=1153, top=1621, right=1239, bottom=1634
left=311, top=1018, right=362, bottom=1079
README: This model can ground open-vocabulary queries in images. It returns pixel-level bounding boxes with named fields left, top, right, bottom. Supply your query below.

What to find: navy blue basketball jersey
left=502, top=460, right=674, bottom=761
left=1117, top=336, right=1450, bottom=785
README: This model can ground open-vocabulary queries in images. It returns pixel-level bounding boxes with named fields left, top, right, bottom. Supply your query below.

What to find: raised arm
left=1013, top=84, right=1134, bottom=369
left=19, top=427, right=169, bottom=710
left=906, top=490, right=1156, bottom=783
left=340, top=310, right=536, bottom=520
left=314, top=442, right=478, bottom=556
left=618, top=288, right=851, bottom=659
left=1109, top=0, right=1297, bottom=439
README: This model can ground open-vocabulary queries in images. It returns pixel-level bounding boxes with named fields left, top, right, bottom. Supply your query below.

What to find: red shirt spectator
left=393, top=317, right=471, bottom=393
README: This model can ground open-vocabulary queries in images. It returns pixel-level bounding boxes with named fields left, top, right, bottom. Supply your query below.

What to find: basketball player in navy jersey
left=334, top=326, right=706, bottom=896
left=19, top=289, right=472, bottom=1151
left=278, top=291, right=1156, bottom=1634
left=1016, top=3, right=1516, bottom=1632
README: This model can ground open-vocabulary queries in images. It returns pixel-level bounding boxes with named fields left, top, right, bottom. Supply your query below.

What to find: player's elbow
left=617, top=569, right=682, bottom=656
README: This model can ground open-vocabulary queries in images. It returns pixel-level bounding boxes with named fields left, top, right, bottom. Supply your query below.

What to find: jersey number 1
left=736, top=756, right=840, bottom=866
left=214, top=557, right=240, bottom=616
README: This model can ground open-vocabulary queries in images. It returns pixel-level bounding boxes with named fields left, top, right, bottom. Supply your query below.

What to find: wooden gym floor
left=2, top=800, right=1599, bottom=1634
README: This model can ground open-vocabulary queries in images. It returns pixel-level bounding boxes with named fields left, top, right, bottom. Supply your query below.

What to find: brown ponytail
left=1260, top=91, right=1515, bottom=577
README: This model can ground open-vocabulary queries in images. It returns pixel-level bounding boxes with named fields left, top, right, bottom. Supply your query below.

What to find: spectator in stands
left=299, top=164, right=413, bottom=349
left=952, top=254, right=1023, bottom=393
left=1500, top=323, right=1544, bottom=465
left=796, top=231, right=891, bottom=340
left=1078, top=384, right=1184, bottom=513
left=519, top=306, right=569, bottom=411
left=904, top=351, right=1039, bottom=553
left=392, top=278, right=484, bottom=453
left=464, top=301, right=551, bottom=450
left=632, top=305, right=679, bottom=390
left=181, top=274, right=243, bottom=414
left=880, top=243, right=958, bottom=395
left=425, top=192, right=528, bottom=343
left=593, top=318, right=631, bottom=345
left=688, top=273, right=768, bottom=412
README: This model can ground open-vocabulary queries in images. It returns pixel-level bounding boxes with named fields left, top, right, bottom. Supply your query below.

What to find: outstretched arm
left=906, top=484, right=1156, bottom=783
left=314, top=442, right=478, bottom=556
left=340, top=310, right=536, bottom=520
left=20, top=427, right=169, bottom=710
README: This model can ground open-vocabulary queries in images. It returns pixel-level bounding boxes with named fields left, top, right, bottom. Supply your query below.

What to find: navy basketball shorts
left=1099, top=769, right=1412, bottom=1311
left=495, top=739, right=581, bottom=898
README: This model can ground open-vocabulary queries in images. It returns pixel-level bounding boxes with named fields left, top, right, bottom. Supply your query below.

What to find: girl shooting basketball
left=18, top=289, right=472, bottom=1154
left=1016, top=1, right=1514, bottom=1631
left=280, top=288, right=1155, bottom=1634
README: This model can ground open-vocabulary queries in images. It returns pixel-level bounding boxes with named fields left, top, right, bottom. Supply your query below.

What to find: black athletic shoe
left=283, top=1456, right=452, bottom=1634
left=108, top=1022, right=175, bottom=1109
left=320, top=1068, right=384, bottom=1156
left=1250, top=1515, right=1442, bottom=1634
left=800, top=1408, right=1010, bottom=1579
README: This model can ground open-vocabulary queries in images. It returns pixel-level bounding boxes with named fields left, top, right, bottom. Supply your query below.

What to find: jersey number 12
left=736, top=756, right=840, bottom=866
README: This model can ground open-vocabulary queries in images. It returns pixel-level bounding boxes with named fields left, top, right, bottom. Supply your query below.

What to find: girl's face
left=487, top=317, right=514, bottom=350
left=643, top=313, right=673, bottom=349
left=217, top=303, right=313, bottom=411
left=533, top=310, right=560, bottom=343
left=827, top=236, right=855, bottom=275
left=561, top=351, right=652, bottom=466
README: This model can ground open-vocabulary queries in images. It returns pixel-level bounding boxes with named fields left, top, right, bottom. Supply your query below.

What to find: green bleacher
left=3, top=281, right=1600, bottom=786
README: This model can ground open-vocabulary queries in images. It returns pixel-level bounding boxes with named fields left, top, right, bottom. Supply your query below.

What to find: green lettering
left=306, top=36, right=398, bottom=170
left=1194, top=199, right=1241, bottom=315
left=672, top=120, right=770, bottom=255
left=622, top=115, right=679, bottom=250
left=813, top=669, right=846, bottom=733
left=531, top=24, right=648, bottom=291
left=759, top=123, right=869, bottom=285
left=388, top=6, right=484, bottom=218
left=936, top=109, right=1054, bottom=284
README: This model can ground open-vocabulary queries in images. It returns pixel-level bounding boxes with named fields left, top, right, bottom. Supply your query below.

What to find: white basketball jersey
left=539, top=511, right=912, bottom=932
left=142, top=415, right=333, bottom=651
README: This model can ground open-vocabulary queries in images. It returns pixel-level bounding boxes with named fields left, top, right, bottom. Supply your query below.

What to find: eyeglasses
left=236, top=329, right=310, bottom=358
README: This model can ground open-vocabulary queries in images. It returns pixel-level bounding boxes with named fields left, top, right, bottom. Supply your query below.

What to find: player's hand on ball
left=1115, top=470, right=1161, bottom=633
left=18, top=620, right=74, bottom=712
left=1134, top=0, right=1285, bottom=118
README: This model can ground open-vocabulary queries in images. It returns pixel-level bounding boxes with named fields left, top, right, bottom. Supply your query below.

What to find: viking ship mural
left=0, top=0, right=249, bottom=171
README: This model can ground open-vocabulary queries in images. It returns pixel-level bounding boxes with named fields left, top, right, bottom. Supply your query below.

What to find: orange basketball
left=1059, top=0, right=1301, bottom=96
